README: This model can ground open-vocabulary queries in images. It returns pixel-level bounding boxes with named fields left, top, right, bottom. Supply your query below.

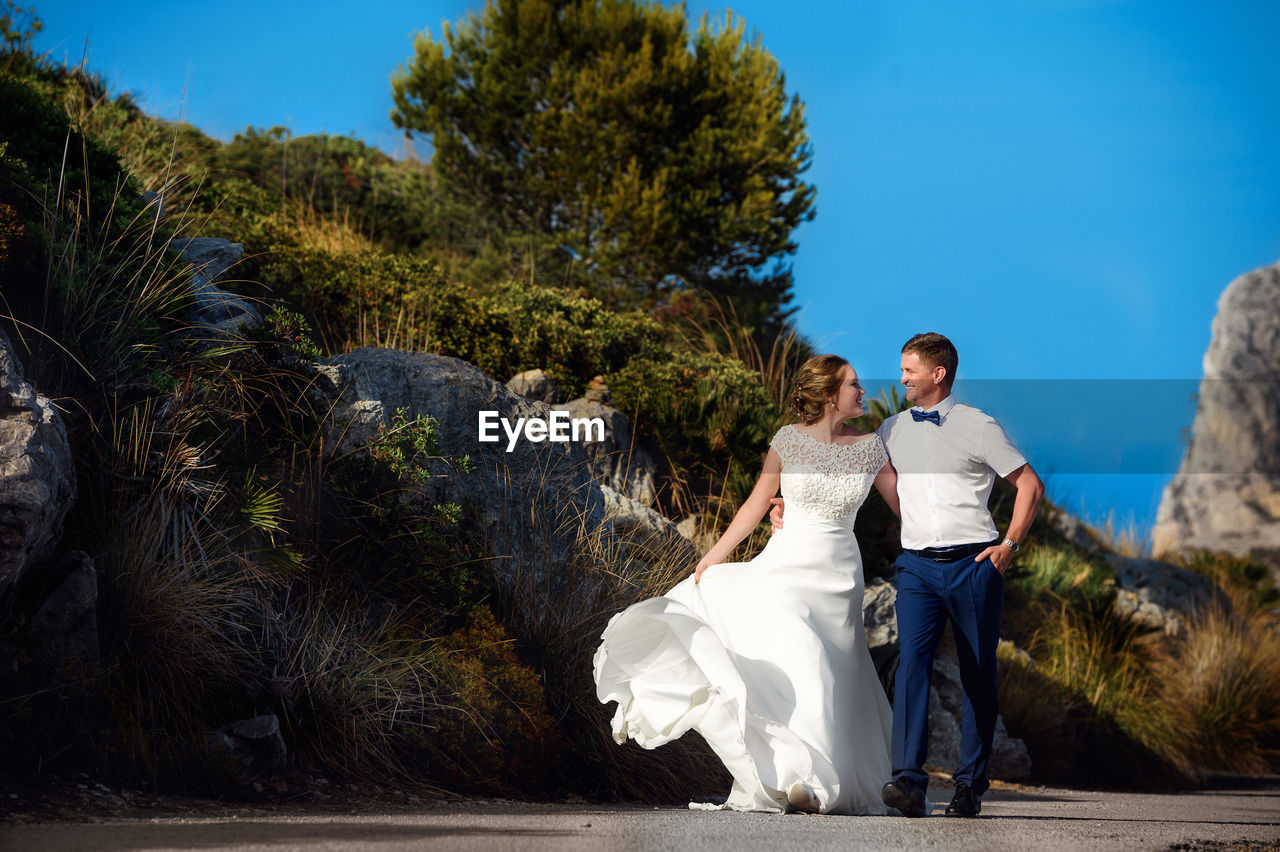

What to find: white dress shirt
left=876, top=394, right=1028, bottom=550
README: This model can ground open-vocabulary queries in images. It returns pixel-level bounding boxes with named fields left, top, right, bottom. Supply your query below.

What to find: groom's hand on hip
left=974, top=544, right=1011, bottom=574
left=769, top=497, right=786, bottom=533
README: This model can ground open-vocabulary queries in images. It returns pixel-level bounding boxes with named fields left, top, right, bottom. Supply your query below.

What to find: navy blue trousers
left=891, top=547, right=1004, bottom=796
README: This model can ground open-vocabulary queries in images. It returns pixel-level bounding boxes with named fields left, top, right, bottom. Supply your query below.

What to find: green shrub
left=610, top=349, right=779, bottom=519
left=256, top=245, right=665, bottom=392
left=0, top=75, right=144, bottom=236
left=430, top=607, right=565, bottom=793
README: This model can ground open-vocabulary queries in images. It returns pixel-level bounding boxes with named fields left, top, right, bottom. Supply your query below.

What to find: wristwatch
left=1001, top=538, right=1021, bottom=554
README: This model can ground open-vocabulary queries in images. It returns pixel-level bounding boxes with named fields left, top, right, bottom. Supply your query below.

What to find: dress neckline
left=788, top=424, right=879, bottom=448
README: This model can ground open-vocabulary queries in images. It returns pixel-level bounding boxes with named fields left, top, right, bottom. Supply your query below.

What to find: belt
left=904, top=540, right=999, bottom=562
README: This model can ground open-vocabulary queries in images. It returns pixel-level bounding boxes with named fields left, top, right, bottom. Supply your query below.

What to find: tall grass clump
left=1148, top=591, right=1280, bottom=775
left=252, top=595, right=448, bottom=785
left=480, top=458, right=729, bottom=802
left=995, top=543, right=1194, bottom=786
left=997, top=599, right=1187, bottom=787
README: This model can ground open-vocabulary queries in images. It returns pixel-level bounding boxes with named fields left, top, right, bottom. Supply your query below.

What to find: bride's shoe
left=786, top=781, right=821, bottom=814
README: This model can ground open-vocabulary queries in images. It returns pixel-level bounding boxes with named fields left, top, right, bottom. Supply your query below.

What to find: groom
left=876, top=332, right=1042, bottom=818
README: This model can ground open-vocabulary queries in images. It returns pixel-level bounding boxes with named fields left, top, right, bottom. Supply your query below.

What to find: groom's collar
left=912, top=394, right=957, bottom=420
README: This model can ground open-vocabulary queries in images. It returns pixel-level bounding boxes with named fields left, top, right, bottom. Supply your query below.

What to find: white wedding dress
left=593, top=425, right=893, bottom=814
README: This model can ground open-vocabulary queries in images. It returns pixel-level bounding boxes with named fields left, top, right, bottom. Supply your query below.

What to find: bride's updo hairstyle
left=789, top=354, right=849, bottom=425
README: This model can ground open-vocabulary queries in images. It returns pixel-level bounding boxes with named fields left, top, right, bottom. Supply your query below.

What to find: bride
left=593, top=354, right=900, bottom=815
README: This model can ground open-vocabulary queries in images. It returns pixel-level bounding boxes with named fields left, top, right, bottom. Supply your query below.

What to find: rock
left=550, top=396, right=657, bottom=505
left=30, top=551, right=99, bottom=668
left=206, top=714, right=288, bottom=775
left=584, top=375, right=611, bottom=405
left=863, top=578, right=900, bottom=688
left=170, top=237, right=262, bottom=333
left=988, top=715, right=1034, bottom=780
left=599, top=484, right=669, bottom=538
left=505, top=368, right=659, bottom=505
left=318, top=349, right=693, bottom=583
left=863, top=579, right=899, bottom=649
left=1154, top=260, right=1280, bottom=582
left=1106, top=554, right=1231, bottom=636
left=1042, top=504, right=1101, bottom=554
left=926, top=629, right=1033, bottom=781
left=0, top=331, right=77, bottom=598
left=598, top=484, right=697, bottom=573
left=506, top=369, right=564, bottom=405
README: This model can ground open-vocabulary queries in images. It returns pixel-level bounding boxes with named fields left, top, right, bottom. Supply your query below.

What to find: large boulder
left=1154, top=260, right=1280, bottom=582
left=0, top=331, right=77, bottom=598
left=506, top=370, right=658, bottom=505
left=926, top=641, right=1033, bottom=782
left=1107, top=554, right=1231, bottom=636
left=550, top=395, right=657, bottom=506
left=317, top=349, right=695, bottom=580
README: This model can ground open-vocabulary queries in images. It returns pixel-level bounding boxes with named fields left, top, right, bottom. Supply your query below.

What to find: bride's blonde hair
left=789, top=354, right=849, bottom=425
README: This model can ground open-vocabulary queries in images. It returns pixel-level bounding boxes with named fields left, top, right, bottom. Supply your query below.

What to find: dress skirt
left=593, top=506, right=893, bottom=814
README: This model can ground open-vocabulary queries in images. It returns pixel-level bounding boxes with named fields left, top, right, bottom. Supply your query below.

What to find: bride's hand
left=694, top=557, right=715, bottom=584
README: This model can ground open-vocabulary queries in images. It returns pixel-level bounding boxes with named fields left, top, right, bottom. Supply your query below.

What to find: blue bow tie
left=910, top=409, right=942, bottom=425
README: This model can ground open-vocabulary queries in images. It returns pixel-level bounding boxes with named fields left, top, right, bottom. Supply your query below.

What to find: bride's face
left=829, top=365, right=865, bottom=419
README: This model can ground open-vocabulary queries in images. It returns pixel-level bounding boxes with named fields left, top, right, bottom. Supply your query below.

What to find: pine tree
left=390, top=0, right=815, bottom=325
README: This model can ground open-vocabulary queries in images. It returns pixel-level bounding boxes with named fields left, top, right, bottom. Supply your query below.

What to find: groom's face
left=900, top=352, right=944, bottom=407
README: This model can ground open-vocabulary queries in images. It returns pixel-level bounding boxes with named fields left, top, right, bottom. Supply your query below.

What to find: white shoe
left=786, top=781, right=821, bottom=814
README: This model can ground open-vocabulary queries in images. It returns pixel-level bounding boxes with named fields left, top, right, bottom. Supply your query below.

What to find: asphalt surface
left=3, top=780, right=1279, bottom=851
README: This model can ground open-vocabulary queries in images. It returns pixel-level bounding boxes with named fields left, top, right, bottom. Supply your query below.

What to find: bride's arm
left=874, top=461, right=901, bottom=519
left=694, top=448, right=782, bottom=583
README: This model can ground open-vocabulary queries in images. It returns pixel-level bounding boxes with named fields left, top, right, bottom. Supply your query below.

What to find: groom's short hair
left=902, top=333, right=959, bottom=388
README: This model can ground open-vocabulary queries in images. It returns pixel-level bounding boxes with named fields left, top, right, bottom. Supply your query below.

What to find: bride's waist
left=774, top=505, right=856, bottom=532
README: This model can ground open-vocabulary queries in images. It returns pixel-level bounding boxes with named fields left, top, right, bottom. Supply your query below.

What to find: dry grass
left=1148, top=590, right=1280, bottom=774
left=88, top=411, right=262, bottom=781
left=997, top=600, right=1187, bottom=787
left=256, top=594, right=449, bottom=786
left=677, top=296, right=809, bottom=418
left=273, top=199, right=375, bottom=256
left=1000, top=537, right=1280, bottom=784
left=481, top=454, right=730, bottom=802
left=1093, top=509, right=1152, bottom=559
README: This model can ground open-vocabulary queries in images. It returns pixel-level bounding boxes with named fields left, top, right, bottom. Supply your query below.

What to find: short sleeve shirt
left=876, top=395, right=1027, bottom=549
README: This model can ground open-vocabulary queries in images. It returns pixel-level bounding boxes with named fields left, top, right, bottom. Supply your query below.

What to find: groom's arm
left=768, top=497, right=785, bottom=532
left=874, top=461, right=900, bottom=518
left=976, top=463, right=1044, bottom=573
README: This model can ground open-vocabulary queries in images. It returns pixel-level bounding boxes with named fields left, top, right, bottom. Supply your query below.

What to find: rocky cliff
left=1153, top=260, right=1280, bottom=580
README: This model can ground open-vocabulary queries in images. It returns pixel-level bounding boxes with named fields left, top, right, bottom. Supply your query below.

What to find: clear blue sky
left=31, top=1, right=1280, bottom=538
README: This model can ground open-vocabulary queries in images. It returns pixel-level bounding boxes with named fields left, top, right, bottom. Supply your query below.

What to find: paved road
left=4, top=781, right=1279, bottom=851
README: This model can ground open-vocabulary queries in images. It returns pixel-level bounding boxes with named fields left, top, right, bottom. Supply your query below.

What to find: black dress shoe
left=881, top=778, right=927, bottom=817
left=945, top=783, right=981, bottom=817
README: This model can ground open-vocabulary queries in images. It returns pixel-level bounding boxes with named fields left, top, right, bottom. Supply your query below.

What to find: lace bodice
left=771, top=424, right=888, bottom=522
